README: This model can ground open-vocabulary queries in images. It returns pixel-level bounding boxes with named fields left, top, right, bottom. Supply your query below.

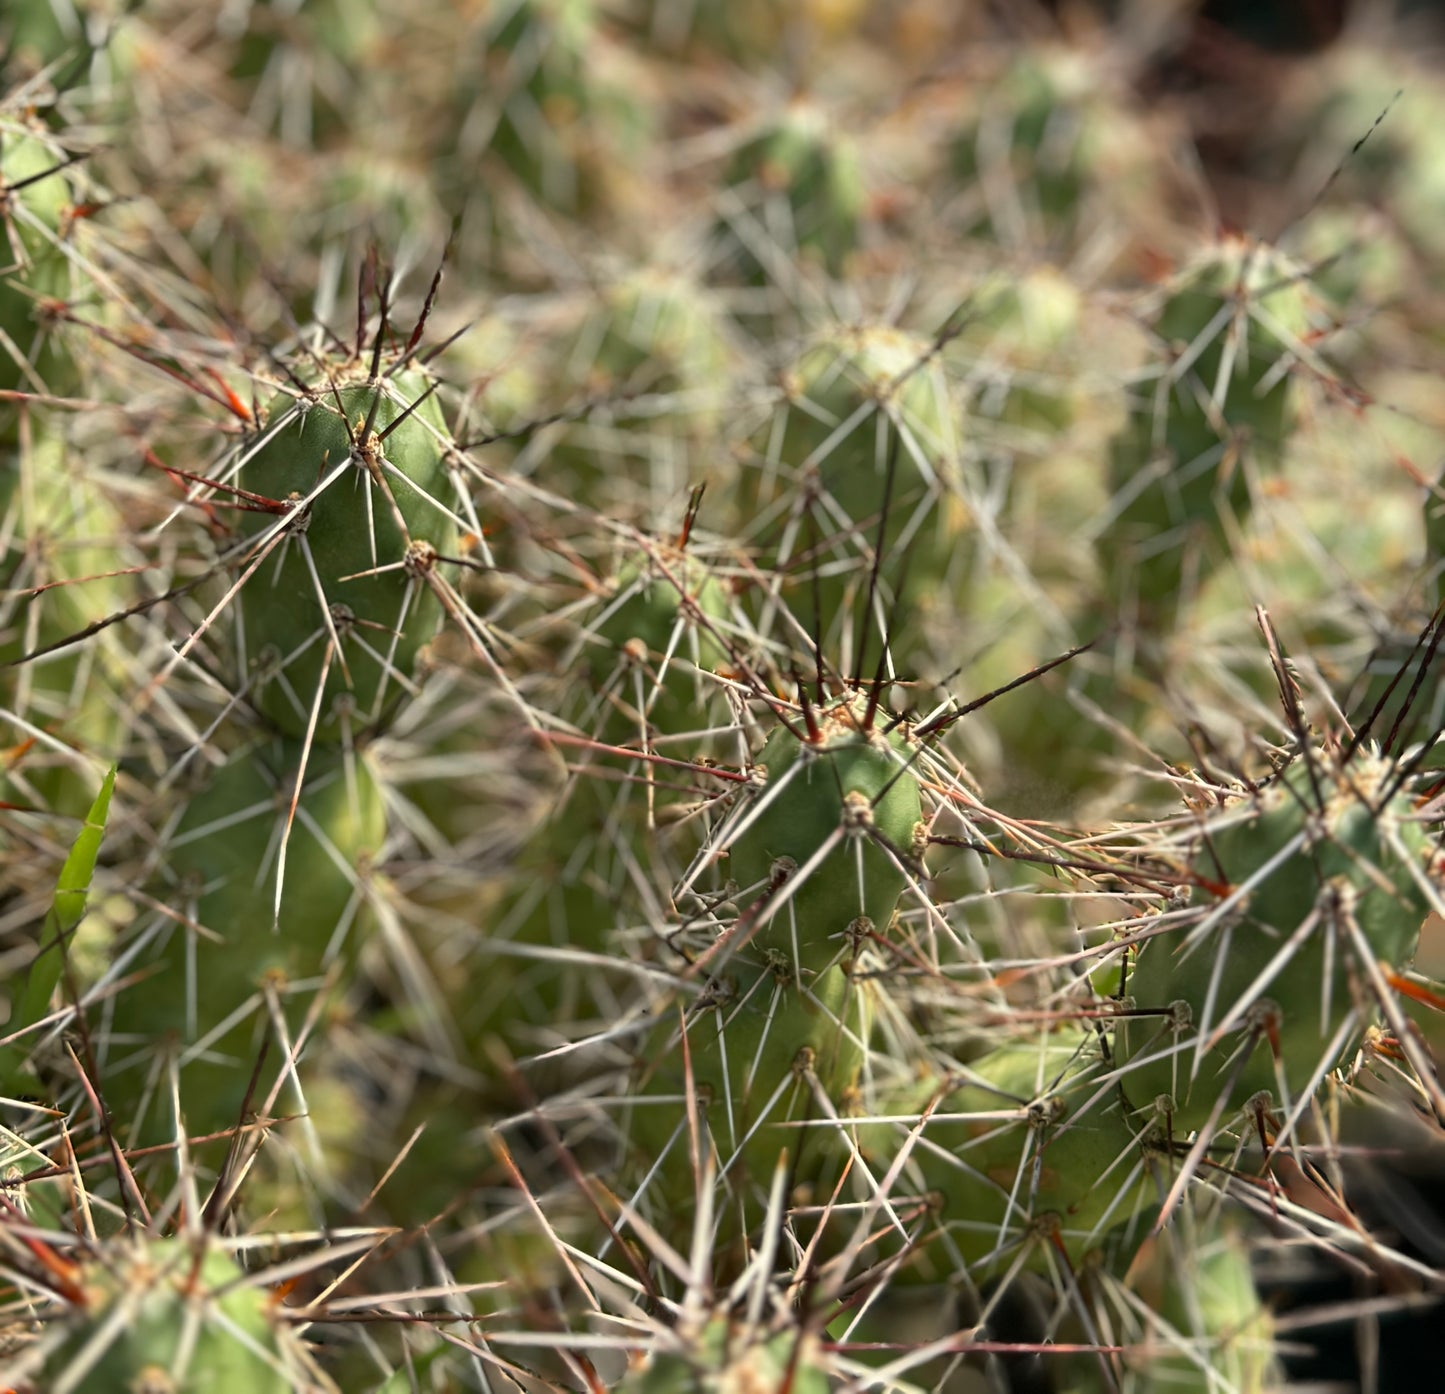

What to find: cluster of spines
left=1099, top=234, right=1318, bottom=631
left=4, top=5, right=1445, bottom=1393
left=619, top=690, right=926, bottom=1259
left=1111, top=737, right=1439, bottom=1139
left=11, top=1229, right=304, bottom=1392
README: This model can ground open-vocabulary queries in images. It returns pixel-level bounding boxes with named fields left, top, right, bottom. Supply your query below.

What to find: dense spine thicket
left=3, top=4, right=1445, bottom=1392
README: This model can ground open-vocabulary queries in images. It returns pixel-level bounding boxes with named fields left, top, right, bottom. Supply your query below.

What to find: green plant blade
left=2, top=763, right=115, bottom=1090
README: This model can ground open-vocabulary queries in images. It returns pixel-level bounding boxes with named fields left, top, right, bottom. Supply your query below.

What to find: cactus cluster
left=4, top=4, right=1445, bottom=1392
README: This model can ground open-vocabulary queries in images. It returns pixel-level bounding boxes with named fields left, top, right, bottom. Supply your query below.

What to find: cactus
left=1, top=116, right=81, bottom=435
left=1, top=431, right=130, bottom=819
left=225, top=0, right=384, bottom=148
left=1115, top=740, right=1435, bottom=1135
left=7, top=8, right=1445, bottom=1394
left=621, top=1314, right=832, bottom=1394
left=21, top=1232, right=301, bottom=1392
left=858, top=1029, right=1152, bottom=1280
left=947, top=43, right=1164, bottom=253
left=454, top=0, right=651, bottom=223
left=623, top=0, right=865, bottom=66
left=712, top=98, right=865, bottom=289
left=1114, top=1210, right=1279, bottom=1394
left=97, top=736, right=385, bottom=1145
left=622, top=692, right=925, bottom=1261
left=1285, top=44, right=1445, bottom=275
left=944, top=261, right=1085, bottom=437
left=750, top=320, right=967, bottom=668
left=456, top=535, right=734, bottom=1045
left=1100, top=235, right=1317, bottom=627
left=230, top=368, right=456, bottom=741
left=537, top=266, right=738, bottom=511
left=725, top=695, right=925, bottom=955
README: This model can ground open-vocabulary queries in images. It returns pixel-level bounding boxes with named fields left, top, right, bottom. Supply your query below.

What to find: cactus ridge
left=723, top=695, right=926, bottom=962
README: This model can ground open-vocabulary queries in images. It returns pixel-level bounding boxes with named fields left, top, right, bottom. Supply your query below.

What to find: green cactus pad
left=462, top=544, right=730, bottom=1035
left=619, top=698, right=921, bottom=1258
left=226, top=0, right=381, bottom=146
left=1118, top=746, right=1434, bottom=1132
left=1102, top=237, right=1314, bottom=617
left=949, top=46, right=1159, bottom=249
left=40, top=1234, right=294, bottom=1393
left=236, top=371, right=456, bottom=739
left=728, top=697, right=924, bottom=961
left=779, top=325, right=959, bottom=533
left=625, top=0, right=863, bottom=64
left=103, top=738, right=385, bottom=1142
left=571, top=268, right=733, bottom=400
left=541, top=268, right=736, bottom=506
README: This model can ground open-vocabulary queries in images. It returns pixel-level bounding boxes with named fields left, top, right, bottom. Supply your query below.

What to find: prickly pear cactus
left=11, top=1230, right=301, bottom=1393
left=1101, top=235, right=1316, bottom=625
left=1116, top=741, right=1435, bottom=1134
left=236, top=370, right=456, bottom=740
left=6, top=8, right=1445, bottom=1394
